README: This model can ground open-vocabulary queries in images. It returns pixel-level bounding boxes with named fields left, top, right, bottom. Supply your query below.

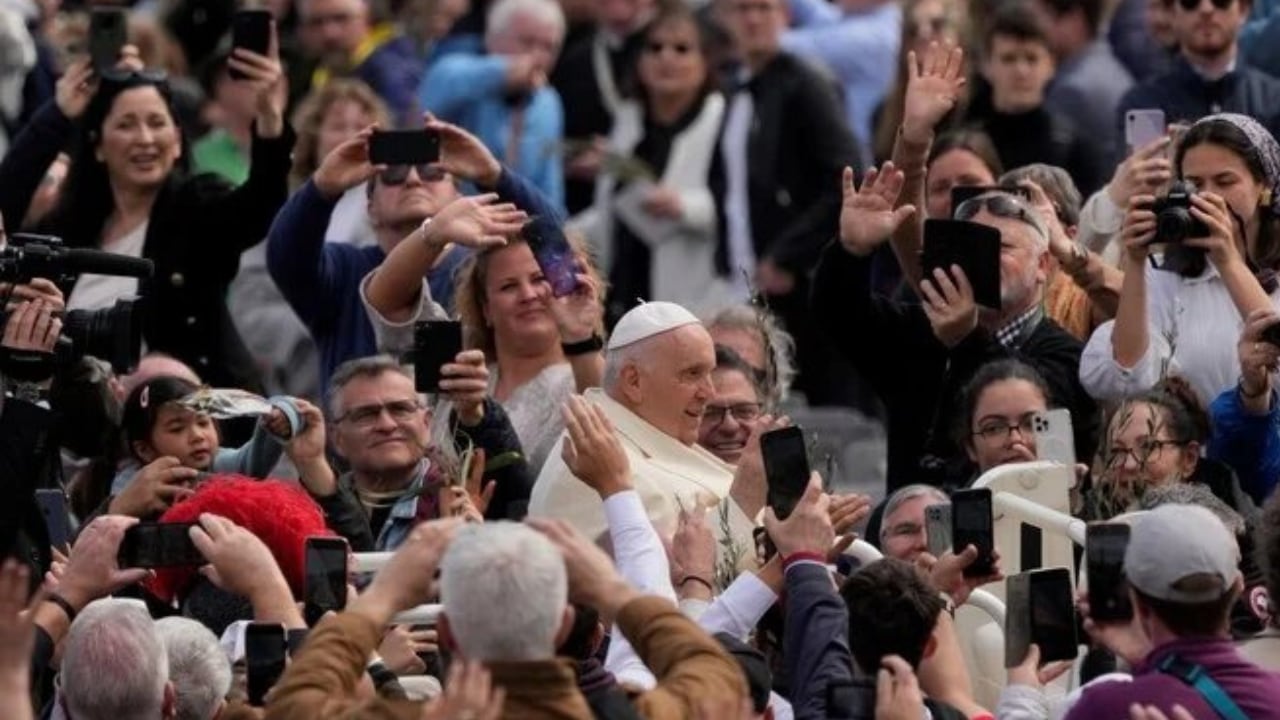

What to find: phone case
left=1087, top=524, right=1134, bottom=623
left=925, top=504, right=952, bottom=558
left=412, top=321, right=462, bottom=392
left=89, top=10, right=127, bottom=72
left=230, top=11, right=272, bottom=79
left=524, top=216, right=579, bottom=297
left=1126, top=109, right=1166, bottom=149
left=762, top=427, right=810, bottom=520
left=368, top=130, right=440, bottom=166
left=1005, top=572, right=1032, bottom=668
left=1030, top=568, right=1079, bottom=663
left=951, top=488, right=994, bottom=577
left=1032, top=409, right=1076, bottom=467
left=921, top=219, right=1003, bottom=310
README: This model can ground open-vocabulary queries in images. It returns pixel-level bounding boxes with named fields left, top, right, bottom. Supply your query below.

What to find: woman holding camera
left=1079, top=114, right=1280, bottom=406
left=0, top=38, right=292, bottom=390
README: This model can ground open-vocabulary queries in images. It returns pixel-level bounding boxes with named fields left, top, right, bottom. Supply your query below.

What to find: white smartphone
left=1125, top=109, right=1166, bottom=150
left=925, top=503, right=952, bottom=558
left=1032, top=409, right=1076, bottom=467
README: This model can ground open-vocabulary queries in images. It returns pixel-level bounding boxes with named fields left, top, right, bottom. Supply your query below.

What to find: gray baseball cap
left=1125, top=504, right=1242, bottom=603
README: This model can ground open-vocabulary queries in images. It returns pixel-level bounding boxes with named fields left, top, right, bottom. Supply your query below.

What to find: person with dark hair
left=698, top=345, right=767, bottom=465
left=1081, top=114, right=1280, bottom=409
left=0, top=43, right=291, bottom=391
left=1067, top=504, right=1280, bottom=718
left=841, top=559, right=947, bottom=676
left=1243, top=488, right=1280, bottom=669
left=954, top=359, right=1054, bottom=479
left=1030, top=0, right=1134, bottom=162
left=963, top=2, right=1105, bottom=196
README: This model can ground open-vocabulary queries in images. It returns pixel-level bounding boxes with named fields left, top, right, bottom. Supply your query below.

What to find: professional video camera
left=0, top=234, right=153, bottom=374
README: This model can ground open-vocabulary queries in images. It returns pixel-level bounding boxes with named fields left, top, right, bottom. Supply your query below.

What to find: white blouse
left=1079, top=260, right=1280, bottom=404
left=68, top=220, right=146, bottom=311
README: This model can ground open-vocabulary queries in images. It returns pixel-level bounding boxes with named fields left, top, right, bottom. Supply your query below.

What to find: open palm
left=839, top=164, right=916, bottom=256
left=902, top=42, right=966, bottom=142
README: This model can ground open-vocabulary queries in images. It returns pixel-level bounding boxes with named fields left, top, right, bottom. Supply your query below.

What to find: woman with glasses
left=1080, top=113, right=1280, bottom=406
left=697, top=345, right=766, bottom=465
left=570, top=5, right=732, bottom=324
left=956, top=359, right=1053, bottom=478
left=0, top=39, right=291, bottom=391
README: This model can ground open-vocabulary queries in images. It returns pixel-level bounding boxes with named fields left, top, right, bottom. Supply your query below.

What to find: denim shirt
left=373, top=459, right=432, bottom=552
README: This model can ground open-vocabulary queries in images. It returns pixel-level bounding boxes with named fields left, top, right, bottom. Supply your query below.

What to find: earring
left=1262, top=188, right=1273, bottom=207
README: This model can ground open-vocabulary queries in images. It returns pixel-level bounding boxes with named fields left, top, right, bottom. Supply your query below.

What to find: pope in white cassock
left=528, top=302, right=758, bottom=570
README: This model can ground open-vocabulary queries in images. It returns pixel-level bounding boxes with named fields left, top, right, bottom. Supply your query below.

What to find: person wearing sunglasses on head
left=265, top=115, right=559, bottom=397
left=0, top=38, right=290, bottom=392
left=1116, top=0, right=1280, bottom=140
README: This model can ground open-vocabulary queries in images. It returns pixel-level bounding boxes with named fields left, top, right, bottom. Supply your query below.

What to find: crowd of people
left=6, top=0, right=1280, bottom=715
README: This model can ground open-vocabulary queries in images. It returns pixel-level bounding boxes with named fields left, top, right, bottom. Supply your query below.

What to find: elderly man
left=57, top=599, right=176, bottom=720
left=418, top=0, right=567, bottom=208
left=154, top=618, right=232, bottom=720
left=529, top=302, right=760, bottom=563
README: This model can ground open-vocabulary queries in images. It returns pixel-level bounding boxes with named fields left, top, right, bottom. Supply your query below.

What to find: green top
left=192, top=129, right=249, bottom=186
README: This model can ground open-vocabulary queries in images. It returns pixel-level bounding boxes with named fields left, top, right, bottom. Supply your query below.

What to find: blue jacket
left=784, top=561, right=855, bottom=719
left=265, top=168, right=562, bottom=393
left=419, top=54, right=566, bottom=211
left=1208, top=386, right=1280, bottom=504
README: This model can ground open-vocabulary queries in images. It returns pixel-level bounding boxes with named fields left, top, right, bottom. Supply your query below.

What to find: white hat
left=1125, top=504, right=1242, bottom=604
left=607, top=301, right=701, bottom=350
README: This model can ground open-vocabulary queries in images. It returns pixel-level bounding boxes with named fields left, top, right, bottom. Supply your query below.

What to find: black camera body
left=1149, top=180, right=1211, bottom=243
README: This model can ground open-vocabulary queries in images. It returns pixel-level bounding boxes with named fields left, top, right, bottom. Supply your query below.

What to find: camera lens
left=1157, top=207, right=1193, bottom=243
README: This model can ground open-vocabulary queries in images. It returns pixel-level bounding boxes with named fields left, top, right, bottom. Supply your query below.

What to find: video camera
left=0, top=234, right=153, bottom=374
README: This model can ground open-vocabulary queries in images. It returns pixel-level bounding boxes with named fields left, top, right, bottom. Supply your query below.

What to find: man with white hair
left=154, top=617, right=232, bottom=720
left=529, top=301, right=761, bottom=566
left=417, top=0, right=567, bottom=208
left=57, top=599, right=175, bottom=720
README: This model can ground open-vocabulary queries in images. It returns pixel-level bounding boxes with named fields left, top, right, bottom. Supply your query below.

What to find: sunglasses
left=379, top=164, right=448, bottom=186
left=98, top=68, right=169, bottom=83
left=955, top=192, right=1045, bottom=236
left=1177, top=0, right=1234, bottom=10
left=644, top=41, right=694, bottom=55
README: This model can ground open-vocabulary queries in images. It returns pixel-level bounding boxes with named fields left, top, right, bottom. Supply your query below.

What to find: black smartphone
left=761, top=426, right=810, bottom=521
left=304, top=536, right=348, bottom=627
left=89, top=9, right=128, bottom=74
left=1031, top=568, right=1078, bottom=663
left=950, top=184, right=1032, bottom=213
left=1086, top=523, right=1133, bottom=623
left=825, top=680, right=876, bottom=719
left=951, top=488, right=995, bottom=578
left=368, top=129, right=441, bottom=166
left=230, top=10, right=272, bottom=80
left=523, top=216, right=580, bottom=297
left=118, top=522, right=205, bottom=568
left=245, top=622, right=287, bottom=707
left=921, top=219, right=1003, bottom=310
left=412, top=320, right=462, bottom=393
left=35, top=488, right=71, bottom=551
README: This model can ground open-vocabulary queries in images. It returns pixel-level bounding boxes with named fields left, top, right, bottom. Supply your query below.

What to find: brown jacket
left=264, top=595, right=748, bottom=720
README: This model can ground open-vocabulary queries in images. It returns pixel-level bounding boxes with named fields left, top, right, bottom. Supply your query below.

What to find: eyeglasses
left=334, top=399, right=423, bottom=427
left=644, top=41, right=694, bottom=55
left=1177, top=0, right=1234, bottom=10
left=972, top=415, right=1036, bottom=442
left=955, top=192, right=1045, bottom=238
left=1105, top=440, right=1185, bottom=469
left=701, top=402, right=763, bottom=427
left=379, top=164, right=448, bottom=186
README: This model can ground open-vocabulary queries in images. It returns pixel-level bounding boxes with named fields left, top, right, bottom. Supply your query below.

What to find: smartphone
left=118, top=522, right=204, bottom=568
left=523, top=216, right=580, bottom=297
left=304, top=537, right=348, bottom=627
left=368, top=129, right=440, bottom=166
left=950, top=184, right=1032, bottom=213
left=762, top=426, right=810, bottom=521
left=245, top=622, right=287, bottom=707
left=825, top=680, right=876, bottom=719
left=1006, top=568, right=1078, bottom=666
left=951, top=488, right=995, bottom=578
left=1031, top=409, right=1076, bottom=467
left=89, top=9, right=128, bottom=74
left=412, top=320, right=462, bottom=393
left=1087, top=523, right=1133, bottom=623
left=1125, top=109, right=1166, bottom=150
left=921, top=219, right=1003, bottom=310
left=35, top=488, right=72, bottom=551
left=925, top=503, right=952, bottom=558
left=230, top=10, right=272, bottom=80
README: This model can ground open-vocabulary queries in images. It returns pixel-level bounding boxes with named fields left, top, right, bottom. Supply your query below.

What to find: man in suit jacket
left=529, top=302, right=758, bottom=570
left=709, top=0, right=863, bottom=409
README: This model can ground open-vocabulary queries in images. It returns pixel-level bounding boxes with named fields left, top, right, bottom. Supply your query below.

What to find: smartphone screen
left=762, top=427, right=810, bottom=521
left=1087, top=523, right=1133, bottom=623
left=1005, top=572, right=1031, bottom=668
left=523, top=216, right=580, bottom=297
left=89, top=9, right=128, bottom=73
left=118, top=522, right=205, bottom=568
left=412, top=320, right=462, bottom=393
left=951, top=488, right=994, bottom=577
left=245, top=623, right=287, bottom=707
left=1030, top=567, right=1078, bottom=663
left=1031, top=409, right=1076, bottom=467
left=825, top=680, right=876, bottom=719
left=925, top=503, right=952, bottom=558
left=368, top=130, right=440, bottom=166
left=230, top=10, right=272, bottom=79
left=35, top=489, right=72, bottom=551
left=921, top=219, right=1003, bottom=310
left=304, top=537, right=348, bottom=627
left=1125, top=109, right=1166, bottom=150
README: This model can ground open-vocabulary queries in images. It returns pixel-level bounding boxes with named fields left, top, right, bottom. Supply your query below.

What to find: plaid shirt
left=994, top=305, right=1044, bottom=349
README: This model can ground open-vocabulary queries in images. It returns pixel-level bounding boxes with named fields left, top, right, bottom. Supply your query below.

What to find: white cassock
left=529, top=388, right=758, bottom=572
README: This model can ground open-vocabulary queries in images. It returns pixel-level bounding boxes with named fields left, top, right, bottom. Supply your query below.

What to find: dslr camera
left=1148, top=180, right=1211, bottom=243
left=0, top=234, right=151, bottom=373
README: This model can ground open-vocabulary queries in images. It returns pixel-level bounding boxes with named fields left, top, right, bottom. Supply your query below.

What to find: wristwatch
left=561, top=334, right=604, bottom=356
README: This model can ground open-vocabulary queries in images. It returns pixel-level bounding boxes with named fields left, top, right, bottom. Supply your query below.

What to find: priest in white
left=528, top=302, right=760, bottom=571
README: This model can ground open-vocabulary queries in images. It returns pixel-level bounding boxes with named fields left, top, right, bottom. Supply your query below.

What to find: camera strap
left=1156, top=654, right=1249, bottom=720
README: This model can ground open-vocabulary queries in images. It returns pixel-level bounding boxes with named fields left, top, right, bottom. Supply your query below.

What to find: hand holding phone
left=369, top=130, right=441, bottom=166
left=89, top=9, right=128, bottom=74
left=1031, top=409, right=1076, bottom=467
left=1086, top=523, right=1133, bottom=623
left=118, top=522, right=204, bottom=568
left=230, top=10, right=273, bottom=80
left=921, top=219, right=1002, bottom=310
left=1125, top=109, right=1166, bottom=151
left=523, top=216, right=580, bottom=297
left=412, top=320, right=463, bottom=393
left=1006, top=567, right=1078, bottom=667
left=762, top=427, right=810, bottom=521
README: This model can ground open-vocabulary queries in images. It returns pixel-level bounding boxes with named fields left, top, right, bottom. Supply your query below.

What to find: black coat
left=0, top=101, right=294, bottom=390
left=708, top=52, right=861, bottom=277
left=1117, top=57, right=1280, bottom=148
